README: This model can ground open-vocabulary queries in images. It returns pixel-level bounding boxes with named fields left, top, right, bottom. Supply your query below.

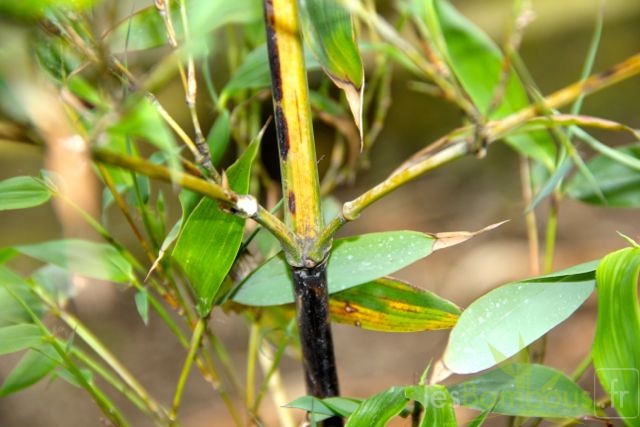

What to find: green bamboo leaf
left=0, top=324, right=43, bottom=355
left=32, top=264, right=74, bottom=304
left=449, top=363, right=594, bottom=419
left=108, top=98, right=181, bottom=173
left=220, top=45, right=321, bottom=105
left=232, top=231, right=436, bottom=306
left=443, top=260, right=598, bottom=374
left=346, top=386, right=408, bottom=427
left=0, top=344, right=59, bottom=396
left=66, top=75, right=108, bottom=110
left=0, top=0, right=96, bottom=20
left=55, top=367, right=94, bottom=388
left=207, top=110, right=231, bottom=166
left=299, top=0, right=364, bottom=139
left=468, top=408, right=492, bottom=427
left=431, top=0, right=556, bottom=168
left=286, top=396, right=361, bottom=423
left=173, top=135, right=261, bottom=316
left=405, top=385, right=457, bottom=427
left=0, top=266, right=43, bottom=327
left=134, top=290, right=149, bottom=326
left=0, top=176, right=52, bottom=211
left=106, top=0, right=261, bottom=52
left=566, top=143, right=640, bottom=207
left=16, top=240, right=134, bottom=283
left=592, top=247, right=640, bottom=422
left=329, top=277, right=460, bottom=332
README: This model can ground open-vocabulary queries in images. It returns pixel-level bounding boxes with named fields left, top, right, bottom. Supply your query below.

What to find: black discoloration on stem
left=597, top=63, right=619, bottom=80
left=264, top=0, right=289, bottom=161
left=288, top=191, right=296, bottom=215
left=292, top=262, right=342, bottom=426
left=274, top=105, right=289, bottom=159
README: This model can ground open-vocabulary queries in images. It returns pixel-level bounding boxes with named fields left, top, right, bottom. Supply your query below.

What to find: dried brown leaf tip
left=431, top=220, right=510, bottom=251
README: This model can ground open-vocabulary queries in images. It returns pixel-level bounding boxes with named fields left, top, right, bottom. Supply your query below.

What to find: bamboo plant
left=1, top=0, right=640, bottom=426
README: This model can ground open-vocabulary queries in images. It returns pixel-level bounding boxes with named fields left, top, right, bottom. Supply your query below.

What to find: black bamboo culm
left=292, top=261, right=343, bottom=427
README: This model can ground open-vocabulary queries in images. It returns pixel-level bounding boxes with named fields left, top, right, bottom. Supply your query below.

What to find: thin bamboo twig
left=170, top=318, right=206, bottom=423
left=520, top=156, right=540, bottom=276
left=256, top=337, right=296, bottom=427
left=8, top=288, right=133, bottom=427
left=246, top=322, right=260, bottom=409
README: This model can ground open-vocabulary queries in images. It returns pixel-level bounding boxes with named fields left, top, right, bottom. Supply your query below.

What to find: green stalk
left=543, top=193, right=560, bottom=274
left=7, top=287, right=131, bottom=427
left=170, top=318, right=206, bottom=422
left=246, top=322, right=260, bottom=408
left=71, top=346, right=151, bottom=416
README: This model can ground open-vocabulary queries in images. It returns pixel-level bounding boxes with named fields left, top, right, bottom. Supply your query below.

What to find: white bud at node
left=235, top=195, right=258, bottom=218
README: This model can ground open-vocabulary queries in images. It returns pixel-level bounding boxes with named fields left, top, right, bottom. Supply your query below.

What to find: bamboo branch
left=92, top=148, right=300, bottom=259
left=317, top=52, right=640, bottom=246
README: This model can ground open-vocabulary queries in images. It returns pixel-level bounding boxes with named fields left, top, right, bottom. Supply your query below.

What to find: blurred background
left=0, top=0, right=639, bottom=425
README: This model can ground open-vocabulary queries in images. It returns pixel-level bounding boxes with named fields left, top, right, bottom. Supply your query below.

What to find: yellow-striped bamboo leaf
left=299, top=0, right=364, bottom=140
left=329, top=277, right=460, bottom=332
left=592, top=246, right=640, bottom=423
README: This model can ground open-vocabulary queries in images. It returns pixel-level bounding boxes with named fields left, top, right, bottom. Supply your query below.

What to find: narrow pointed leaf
left=0, top=324, right=43, bottom=355
left=134, top=291, right=149, bottom=326
left=207, top=110, right=231, bottom=166
left=468, top=409, right=492, bottom=427
left=528, top=158, right=572, bottom=212
left=566, top=143, right=640, bottom=207
left=592, top=247, right=640, bottom=422
left=444, top=261, right=598, bottom=374
left=299, top=0, right=364, bottom=140
left=108, top=98, right=181, bottom=173
left=286, top=396, right=361, bottom=422
left=0, top=176, right=52, bottom=211
left=0, top=345, right=59, bottom=396
left=449, top=364, right=594, bottom=418
left=16, top=240, right=133, bottom=283
left=0, top=266, right=44, bottom=326
left=233, top=231, right=435, bottom=306
left=433, top=0, right=556, bottom=168
left=346, top=386, right=408, bottom=427
left=173, top=136, right=261, bottom=316
left=405, top=385, right=457, bottom=427
left=329, top=277, right=460, bottom=332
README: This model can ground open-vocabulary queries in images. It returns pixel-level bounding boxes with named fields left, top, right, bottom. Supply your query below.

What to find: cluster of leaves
left=0, top=0, right=639, bottom=426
